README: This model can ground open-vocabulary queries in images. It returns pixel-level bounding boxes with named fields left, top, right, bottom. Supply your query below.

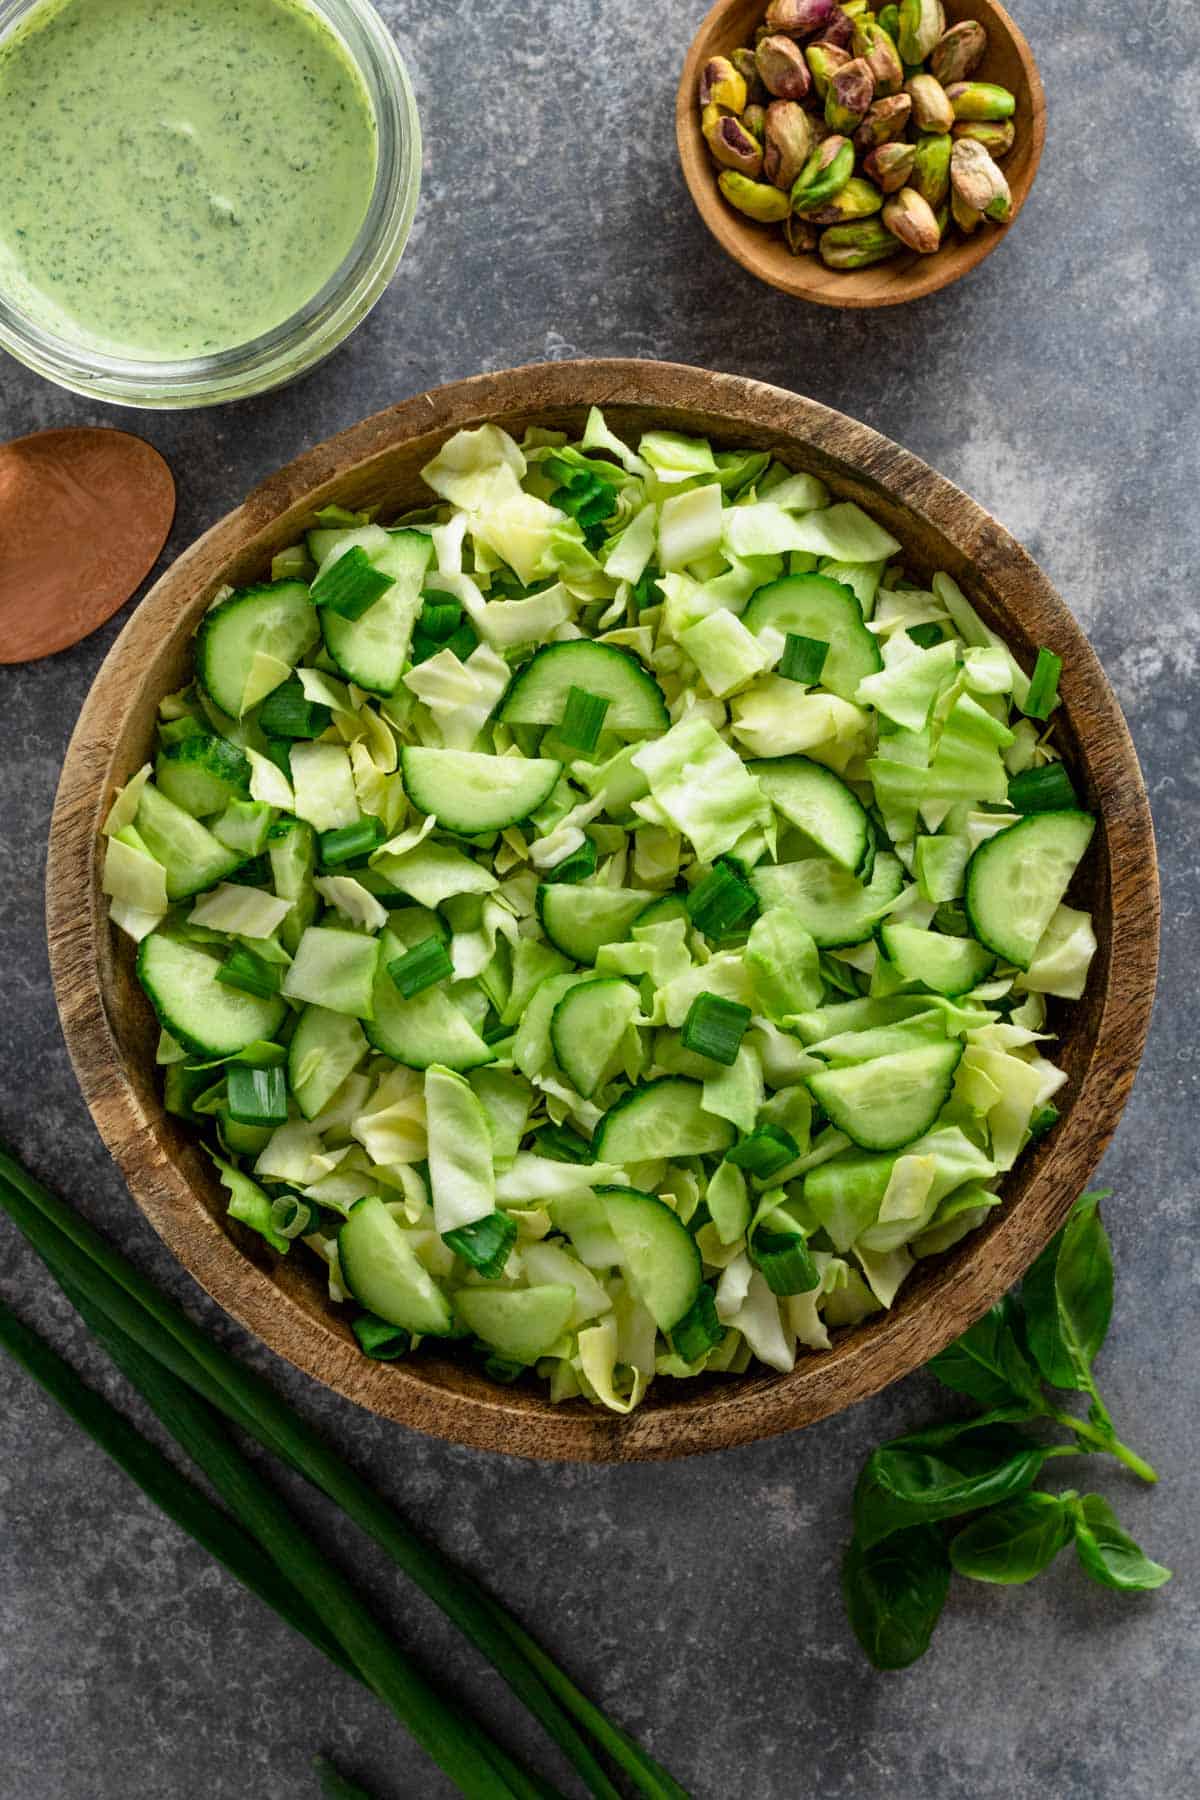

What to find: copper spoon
left=0, top=426, right=176, bottom=664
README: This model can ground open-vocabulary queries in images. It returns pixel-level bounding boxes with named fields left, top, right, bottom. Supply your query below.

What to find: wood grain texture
left=676, top=0, right=1046, bottom=308
left=0, top=428, right=175, bottom=663
left=45, top=359, right=1157, bottom=1462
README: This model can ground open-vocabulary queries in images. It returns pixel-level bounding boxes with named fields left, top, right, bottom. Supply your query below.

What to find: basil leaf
left=853, top=1437, right=1047, bottom=1550
left=1023, top=1192, right=1113, bottom=1390
left=841, top=1525, right=950, bottom=1670
left=949, top=1492, right=1073, bottom=1585
left=1072, top=1496, right=1172, bottom=1592
left=893, top=1407, right=1040, bottom=1451
left=927, top=1299, right=1044, bottom=1409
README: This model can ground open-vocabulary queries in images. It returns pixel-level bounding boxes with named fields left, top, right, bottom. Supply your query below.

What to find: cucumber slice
left=454, top=1284, right=576, bottom=1364
left=155, top=734, right=251, bottom=818
left=634, top=892, right=689, bottom=929
left=748, top=756, right=872, bottom=874
left=135, top=782, right=243, bottom=900
left=742, top=574, right=882, bottom=701
left=964, top=810, right=1096, bottom=970
left=788, top=994, right=934, bottom=1045
left=267, top=818, right=317, bottom=954
left=365, top=930, right=493, bottom=1071
left=807, top=1041, right=964, bottom=1152
left=320, top=530, right=433, bottom=695
left=878, top=922, right=996, bottom=997
left=339, top=1196, right=455, bottom=1336
left=288, top=1005, right=367, bottom=1120
left=550, top=978, right=641, bottom=1098
left=595, top=1077, right=736, bottom=1162
left=808, top=1010, right=948, bottom=1065
left=537, top=884, right=655, bottom=966
left=138, top=933, right=286, bottom=1057
left=196, top=582, right=319, bottom=719
left=552, top=1193, right=622, bottom=1268
left=499, top=641, right=669, bottom=734
left=400, top=747, right=562, bottom=835
left=751, top=852, right=905, bottom=948
left=599, top=1186, right=701, bottom=1331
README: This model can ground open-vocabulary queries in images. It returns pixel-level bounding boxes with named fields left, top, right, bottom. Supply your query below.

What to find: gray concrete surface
left=1, top=1, right=1197, bottom=1795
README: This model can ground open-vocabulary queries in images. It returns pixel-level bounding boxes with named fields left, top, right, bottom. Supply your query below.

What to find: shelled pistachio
left=697, top=1, right=1022, bottom=274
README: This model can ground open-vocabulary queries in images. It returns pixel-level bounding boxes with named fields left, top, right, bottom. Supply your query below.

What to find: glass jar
left=0, top=0, right=421, bottom=408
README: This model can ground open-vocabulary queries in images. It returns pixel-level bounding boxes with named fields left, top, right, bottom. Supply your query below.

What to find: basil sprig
left=842, top=1192, right=1171, bottom=1668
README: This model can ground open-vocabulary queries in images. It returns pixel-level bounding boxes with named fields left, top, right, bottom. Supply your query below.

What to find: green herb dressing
left=0, top=0, right=378, bottom=359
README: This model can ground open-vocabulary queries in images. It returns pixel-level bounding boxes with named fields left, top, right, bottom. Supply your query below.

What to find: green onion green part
left=217, top=946, right=282, bottom=999
left=1023, top=648, right=1063, bottom=721
left=778, top=633, right=830, bottom=684
left=226, top=1064, right=289, bottom=1128
left=750, top=1228, right=820, bottom=1296
left=680, top=992, right=752, bottom=1067
left=671, top=1285, right=724, bottom=1362
left=319, top=816, right=385, bottom=868
left=443, top=1212, right=518, bottom=1280
left=311, top=547, right=395, bottom=621
left=1008, top=763, right=1079, bottom=813
left=352, top=1315, right=413, bottom=1360
left=259, top=678, right=333, bottom=741
left=725, top=1126, right=799, bottom=1179
left=685, top=862, right=757, bottom=938
left=558, top=686, right=612, bottom=754
left=388, top=937, right=455, bottom=999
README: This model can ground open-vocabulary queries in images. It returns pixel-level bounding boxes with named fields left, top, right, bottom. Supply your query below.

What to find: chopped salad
left=101, top=412, right=1097, bottom=1412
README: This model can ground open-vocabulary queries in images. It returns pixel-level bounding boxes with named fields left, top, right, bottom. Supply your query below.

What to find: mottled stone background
left=1, top=1, right=1196, bottom=1795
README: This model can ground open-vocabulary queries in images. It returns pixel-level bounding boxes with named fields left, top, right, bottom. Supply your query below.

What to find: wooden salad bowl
left=676, top=0, right=1046, bottom=307
left=47, top=359, right=1156, bottom=1462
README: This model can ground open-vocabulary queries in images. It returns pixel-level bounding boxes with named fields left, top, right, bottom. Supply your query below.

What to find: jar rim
left=0, top=0, right=421, bottom=408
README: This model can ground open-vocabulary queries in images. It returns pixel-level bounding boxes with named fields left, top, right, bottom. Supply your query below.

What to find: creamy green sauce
left=0, top=0, right=378, bottom=359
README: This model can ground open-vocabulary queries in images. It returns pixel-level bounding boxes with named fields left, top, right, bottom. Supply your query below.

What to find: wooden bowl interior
left=676, top=0, right=1045, bottom=307
left=51, top=363, right=1155, bottom=1461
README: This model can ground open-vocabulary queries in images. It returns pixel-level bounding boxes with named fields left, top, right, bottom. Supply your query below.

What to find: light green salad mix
left=101, top=412, right=1097, bottom=1411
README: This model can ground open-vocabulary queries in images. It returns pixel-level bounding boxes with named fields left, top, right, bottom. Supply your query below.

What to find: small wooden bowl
left=47, top=360, right=1156, bottom=1462
left=677, top=0, right=1046, bottom=307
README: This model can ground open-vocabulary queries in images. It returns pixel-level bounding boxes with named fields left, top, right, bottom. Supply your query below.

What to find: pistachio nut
left=946, top=80, right=1016, bottom=121
left=863, top=139, right=916, bottom=193
left=819, top=218, right=904, bottom=268
left=765, top=0, right=836, bottom=32
left=756, top=33, right=812, bottom=100
left=951, top=185, right=983, bottom=235
left=699, top=55, right=748, bottom=113
left=731, top=47, right=771, bottom=105
left=881, top=185, right=941, bottom=253
left=742, top=103, right=768, bottom=142
left=718, top=169, right=793, bottom=223
left=897, top=0, right=945, bottom=65
left=929, top=19, right=988, bottom=86
left=825, top=56, right=875, bottom=131
left=818, top=7, right=856, bottom=49
left=953, top=118, right=1016, bottom=158
left=949, top=136, right=1011, bottom=220
left=790, top=133, right=856, bottom=212
left=805, top=174, right=885, bottom=224
left=704, top=110, right=766, bottom=176
left=911, top=130, right=952, bottom=207
left=853, top=20, right=904, bottom=95
left=784, top=213, right=820, bottom=256
left=852, top=91, right=912, bottom=150
left=763, top=99, right=816, bottom=189
left=877, top=4, right=901, bottom=39
left=805, top=41, right=850, bottom=99
left=904, top=71, right=954, bottom=132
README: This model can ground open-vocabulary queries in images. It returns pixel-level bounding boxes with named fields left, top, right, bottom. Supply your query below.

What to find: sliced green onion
left=270, top=1193, right=322, bottom=1241
left=0, top=1145, right=685, bottom=1800
left=750, top=1228, right=819, bottom=1296
left=544, top=838, right=598, bottom=885
left=549, top=470, right=618, bottom=537
left=482, top=1354, right=526, bottom=1386
left=443, top=1212, right=518, bottom=1280
left=933, top=901, right=971, bottom=938
left=319, top=816, right=385, bottom=869
left=906, top=623, right=945, bottom=650
left=725, top=1126, right=799, bottom=1179
left=420, top=596, right=464, bottom=642
left=408, top=632, right=441, bottom=667
left=259, top=678, right=333, bottom=740
left=685, top=861, right=757, bottom=938
left=671, top=1285, right=723, bottom=1362
left=388, top=937, right=454, bottom=999
left=1023, top=647, right=1062, bottom=721
left=1008, top=762, right=1080, bottom=813
left=217, top=946, right=282, bottom=999
left=311, top=547, right=395, bottom=621
left=558, top=686, right=612, bottom=754
left=533, top=1123, right=595, bottom=1164
left=226, top=1064, right=289, bottom=1128
left=352, top=1315, right=413, bottom=1361
left=1029, top=1104, right=1060, bottom=1139
left=263, top=739, right=293, bottom=781
left=444, top=620, right=479, bottom=663
left=680, top=992, right=752, bottom=1067
left=684, top=1200, right=711, bottom=1240
left=778, top=633, right=830, bottom=685
left=226, top=853, right=273, bottom=888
